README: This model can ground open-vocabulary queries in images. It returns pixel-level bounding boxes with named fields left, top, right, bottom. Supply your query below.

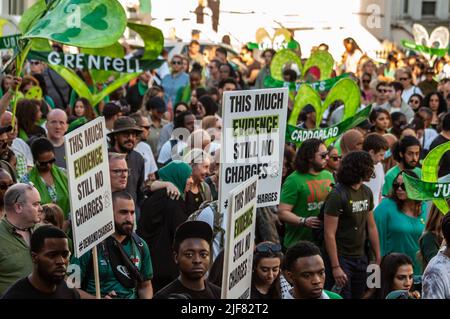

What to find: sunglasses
left=393, top=182, right=406, bottom=191
left=362, top=79, right=371, bottom=83
left=255, top=242, right=282, bottom=254
left=30, top=61, right=41, bottom=65
left=37, top=158, right=56, bottom=166
left=0, top=183, right=13, bottom=190
left=409, top=100, right=420, bottom=104
left=331, top=155, right=342, bottom=161
left=319, top=152, right=329, bottom=159
left=171, top=60, right=182, bottom=65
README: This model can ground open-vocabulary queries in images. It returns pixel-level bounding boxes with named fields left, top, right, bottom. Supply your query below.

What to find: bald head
left=46, top=109, right=68, bottom=142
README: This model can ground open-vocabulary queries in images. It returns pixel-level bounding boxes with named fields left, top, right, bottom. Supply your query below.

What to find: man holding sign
left=70, top=191, right=153, bottom=299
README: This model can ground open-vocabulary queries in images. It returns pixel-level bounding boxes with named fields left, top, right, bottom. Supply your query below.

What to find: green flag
left=403, top=173, right=450, bottom=201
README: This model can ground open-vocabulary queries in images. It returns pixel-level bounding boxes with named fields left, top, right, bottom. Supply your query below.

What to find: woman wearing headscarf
left=137, top=161, right=193, bottom=292
left=339, top=129, right=364, bottom=156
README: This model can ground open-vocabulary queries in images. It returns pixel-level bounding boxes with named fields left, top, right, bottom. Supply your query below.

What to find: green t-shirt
left=280, top=170, right=334, bottom=248
left=382, top=166, right=422, bottom=196
left=374, top=198, right=426, bottom=275
left=70, top=236, right=153, bottom=299
left=324, top=184, right=374, bottom=257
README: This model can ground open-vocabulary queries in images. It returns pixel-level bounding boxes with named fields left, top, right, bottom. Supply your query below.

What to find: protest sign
left=219, top=88, right=288, bottom=214
left=221, top=176, right=258, bottom=299
left=65, top=117, right=114, bottom=258
left=286, top=105, right=372, bottom=146
left=0, top=34, right=20, bottom=50
left=403, top=173, right=450, bottom=201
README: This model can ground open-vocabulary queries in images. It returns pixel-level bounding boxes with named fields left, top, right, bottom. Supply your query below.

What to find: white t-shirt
left=421, top=128, right=439, bottom=151
left=364, top=162, right=385, bottom=209
left=135, top=141, right=158, bottom=178
left=422, top=248, right=450, bottom=299
left=11, top=138, right=33, bottom=167
left=157, top=139, right=187, bottom=164
left=401, top=86, right=423, bottom=104
left=195, top=205, right=225, bottom=262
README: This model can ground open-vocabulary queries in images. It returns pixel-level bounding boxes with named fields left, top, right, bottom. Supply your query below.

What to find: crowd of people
left=0, top=36, right=449, bottom=300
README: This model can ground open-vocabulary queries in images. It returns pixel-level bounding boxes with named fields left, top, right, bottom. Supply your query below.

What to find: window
left=404, top=0, right=409, bottom=14
left=8, top=0, right=25, bottom=15
left=422, top=1, right=436, bottom=16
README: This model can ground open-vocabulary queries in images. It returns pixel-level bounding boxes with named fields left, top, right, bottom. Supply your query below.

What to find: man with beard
left=323, top=151, right=381, bottom=299
left=154, top=220, right=220, bottom=299
left=382, top=136, right=422, bottom=196
left=108, top=117, right=145, bottom=206
left=284, top=241, right=342, bottom=299
left=70, top=191, right=153, bottom=299
left=0, top=184, right=42, bottom=295
left=1, top=225, right=79, bottom=299
left=278, top=139, right=334, bottom=248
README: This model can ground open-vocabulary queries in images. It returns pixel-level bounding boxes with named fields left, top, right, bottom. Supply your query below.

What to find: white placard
left=221, top=175, right=258, bottom=299
left=219, top=88, right=288, bottom=214
left=65, top=117, right=114, bottom=258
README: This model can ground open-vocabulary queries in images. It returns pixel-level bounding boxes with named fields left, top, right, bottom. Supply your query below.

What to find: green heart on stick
left=288, top=78, right=361, bottom=139
left=23, top=0, right=127, bottom=49
left=270, top=49, right=334, bottom=82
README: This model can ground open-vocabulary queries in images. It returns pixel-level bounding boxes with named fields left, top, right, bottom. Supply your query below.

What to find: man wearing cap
left=108, top=117, right=145, bottom=206
left=418, top=68, right=438, bottom=97
left=153, top=221, right=221, bottom=299
left=161, top=54, right=189, bottom=105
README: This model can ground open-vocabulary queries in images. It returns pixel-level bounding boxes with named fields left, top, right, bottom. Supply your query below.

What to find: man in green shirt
left=284, top=241, right=342, bottom=299
left=0, top=183, right=42, bottom=295
left=279, top=139, right=334, bottom=248
left=323, top=151, right=381, bottom=299
left=70, top=191, right=153, bottom=299
left=382, top=136, right=422, bottom=196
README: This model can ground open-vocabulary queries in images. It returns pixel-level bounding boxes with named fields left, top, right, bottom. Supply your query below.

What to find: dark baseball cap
left=174, top=221, right=213, bottom=246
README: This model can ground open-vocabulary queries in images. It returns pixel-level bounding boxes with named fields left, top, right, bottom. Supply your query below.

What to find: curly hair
left=337, top=151, right=374, bottom=186
left=392, top=135, right=421, bottom=163
left=294, top=138, right=324, bottom=174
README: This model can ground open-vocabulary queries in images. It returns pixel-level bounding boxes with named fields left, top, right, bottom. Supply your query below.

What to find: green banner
left=0, top=34, right=21, bottom=50
left=300, top=73, right=350, bottom=92
left=27, top=51, right=164, bottom=73
left=403, top=173, right=450, bottom=201
left=286, top=105, right=372, bottom=146
left=401, top=40, right=448, bottom=57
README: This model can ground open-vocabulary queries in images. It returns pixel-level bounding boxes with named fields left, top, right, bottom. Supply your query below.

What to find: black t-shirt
left=429, top=134, right=450, bottom=177
left=1, top=277, right=80, bottom=299
left=250, top=282, right=272, bottom=299
left=153, top=279, right=221, bottom=299
left=185, top=190, right=204, bottom=216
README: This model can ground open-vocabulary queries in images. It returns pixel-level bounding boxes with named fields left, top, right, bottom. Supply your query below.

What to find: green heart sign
left=419, top=141, right=450, bottom=214
left=270, top=49, right=334, bottom=82
left=23, top=0, right=127, bottom=49
left=288, top=78, right=361, bottom=130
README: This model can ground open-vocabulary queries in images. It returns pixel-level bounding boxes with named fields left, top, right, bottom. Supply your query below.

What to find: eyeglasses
left=330, top=155, right=342, bottom=162
left=393, top=182, right=406, bottom=191
left=319, top=152, right=329, bottom=159
left=37, top=158, right=56, bottom=166
left=399, top=78, right=410, bottom=81
left=255, top=242, right=282, bottom=254
left=110, top=169, right=130, bottom=176
left=171, top=60, right=182, bottom=65
left=0, top=183, right=13, bottom=190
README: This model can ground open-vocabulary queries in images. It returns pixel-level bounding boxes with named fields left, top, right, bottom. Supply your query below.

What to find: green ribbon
left=286, top=105, right=372, bottom=146
left=0, top=34, right=21, bottom=50
left=403, top=173, right=450, bottom=202
left=27, top=50, right=164, bottom=73
left=401, top=40, right=448, bottom=57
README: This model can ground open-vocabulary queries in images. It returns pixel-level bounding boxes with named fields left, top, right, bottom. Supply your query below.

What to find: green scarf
left=28, top=165, right=71, bottom=219
left=18, top=128, right=29, bottom=142
left=158, top=161, right=192, bottom=198
left=68, top=117, right=88, bottom=133
left=138, top=80, right=148, bottom=96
